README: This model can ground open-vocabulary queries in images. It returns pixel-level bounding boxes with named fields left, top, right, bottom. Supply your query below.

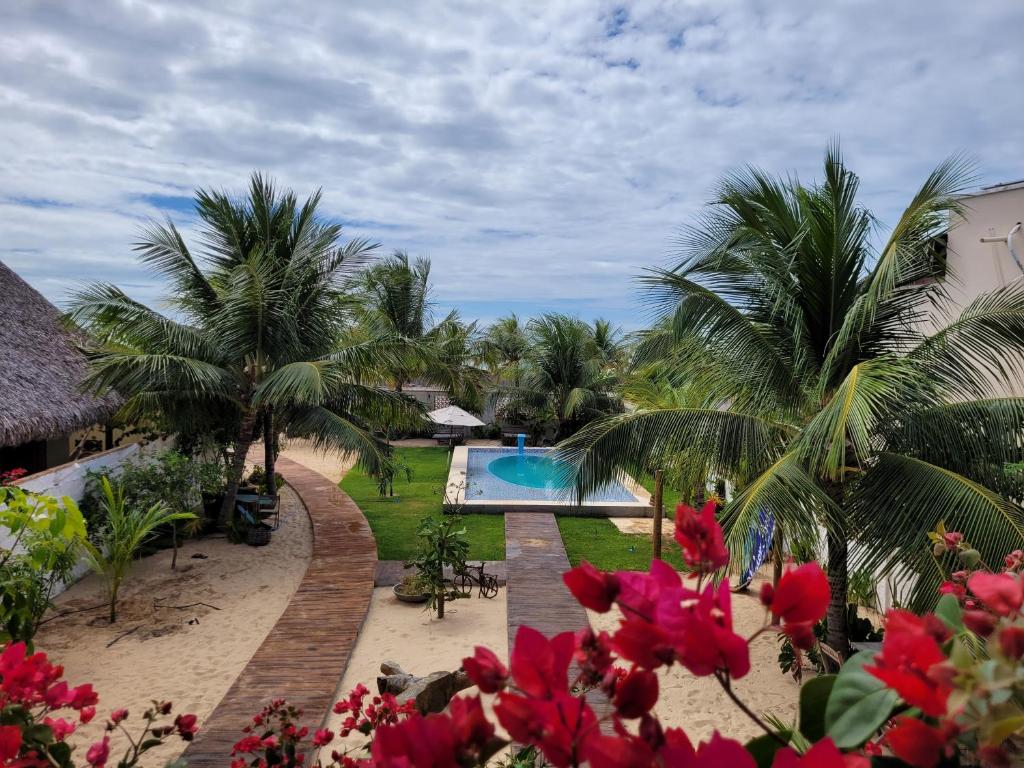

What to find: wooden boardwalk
left=182, top=456, right=376, bottom=767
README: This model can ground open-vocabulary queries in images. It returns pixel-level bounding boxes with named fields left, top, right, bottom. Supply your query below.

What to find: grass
left=557, top=517, right=684, bottom=572
left=340, top=446, right=505, bottom=561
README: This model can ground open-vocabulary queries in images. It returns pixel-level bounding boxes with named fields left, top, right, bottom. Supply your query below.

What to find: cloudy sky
left=2, top=1, right=1022, bottom=328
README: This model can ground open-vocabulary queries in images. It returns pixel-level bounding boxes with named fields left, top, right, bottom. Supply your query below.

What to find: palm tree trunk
left=825, top=525, right=850, bottom=660
left=263, top=408, right=276, bottom=495
left=220, top=411, right=258, bottom=526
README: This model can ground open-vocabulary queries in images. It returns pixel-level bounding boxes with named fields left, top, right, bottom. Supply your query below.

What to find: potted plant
left=403, top=515, right=469, bottom=618
left=392, top=574, right=430, bottom=603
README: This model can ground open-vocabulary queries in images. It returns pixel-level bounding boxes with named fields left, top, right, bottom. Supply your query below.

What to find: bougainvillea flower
left=771, top=738, right=869, bottom=767
left=584, top=733, right=654, bottom=768
left=884, top=717, right=945, bottom=768
left=174, top=713, right=199, bottom=741
left=612, top=617, right=676, bottom=670
left=312, top=728, right=334, bottom=747
left=85, top=736, right=110, bottom=767
left=963, top=609, right=997, bottom=637
left=938, top=581, right=966, bottom=601
left=659, top=581, right=750, bottom=679
left=865, top=611, right=950, bottom=717
left=563, top=561, right=620, bottom=612
left=770, top=562, right=830, bottom=625
left=674, top=501, right=730, bottom=574
left=783, top=622, right=817, bottom=651
left=615, top=560, right=685, bottom=622
left=43, top=716, right=76, bottom=741
left=370, top=713, right=458, bottom=768
left=494, top=691, right=598, bottom=768
left=612, top=668, right=658, bottom=719
left=462, top=646, right=509, bottom=693
left=998, top=626, right=1024, bottom=660
left=0, top=725, right=22, bottom=762
left=967, top=572, right=1023, bottom=616
left=687, top=731, right=757, bottom=767
left=446, top=695, right=495, bottom=750
left=508, top=627, right=574, bottom=699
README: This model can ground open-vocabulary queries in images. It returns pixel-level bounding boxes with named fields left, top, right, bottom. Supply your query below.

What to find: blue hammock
left=736, top=509, right=775, bottom=590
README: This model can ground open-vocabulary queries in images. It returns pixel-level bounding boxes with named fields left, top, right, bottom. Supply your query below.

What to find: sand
left=322, top=587, right=509, bottom=759
left=588, top=579, right=800, bottom=745
left=34, top=485, right=313, bottom=766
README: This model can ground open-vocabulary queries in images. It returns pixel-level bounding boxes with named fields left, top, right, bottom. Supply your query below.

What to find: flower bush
left=241, top=502, right=1022, bottom=767
left=0, top=641, right=196, bottom=767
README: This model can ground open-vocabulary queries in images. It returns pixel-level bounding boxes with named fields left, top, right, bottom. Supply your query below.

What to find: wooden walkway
left=182, top=456, right=376, bottom=767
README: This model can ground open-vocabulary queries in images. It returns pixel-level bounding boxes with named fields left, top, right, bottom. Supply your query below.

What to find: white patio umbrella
left=427, top=405, right=485, bottom=444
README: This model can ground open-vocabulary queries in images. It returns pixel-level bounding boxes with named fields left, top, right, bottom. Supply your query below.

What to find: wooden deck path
left=182, top=456, right=376, bottom=767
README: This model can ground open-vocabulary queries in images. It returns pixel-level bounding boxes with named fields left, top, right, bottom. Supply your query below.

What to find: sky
left=1, top=1, right=1022, bottom=329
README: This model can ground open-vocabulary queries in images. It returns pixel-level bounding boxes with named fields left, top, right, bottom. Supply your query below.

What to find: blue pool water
left=465, top=447, right=638, bottom=502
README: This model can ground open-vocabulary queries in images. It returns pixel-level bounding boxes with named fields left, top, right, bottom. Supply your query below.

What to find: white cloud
left=1, top=0, right=1022, bottom=326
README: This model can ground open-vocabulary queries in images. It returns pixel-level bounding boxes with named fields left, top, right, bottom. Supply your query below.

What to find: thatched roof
left=0, top=262, right=120, bottom=447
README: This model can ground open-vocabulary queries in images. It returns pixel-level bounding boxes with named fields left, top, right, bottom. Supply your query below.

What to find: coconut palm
left=592, top=318, right=626, bottom=369
left=69, top=174, right=422, bottom=524
left=482, top=314, right=529, bottom=373
left=557, top=146, right=1024, bottom=655
left=498, top=314, right=621, bottom=442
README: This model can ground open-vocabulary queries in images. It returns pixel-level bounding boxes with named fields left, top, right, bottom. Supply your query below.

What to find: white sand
left=34, top=485, right=312, bottom=765
left=588, top=579, right=799, bottom=744
left=322, top=587, right=509, bottom=758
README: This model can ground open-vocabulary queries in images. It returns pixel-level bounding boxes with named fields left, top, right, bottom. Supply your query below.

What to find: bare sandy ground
left=34, top=485, right=312, bottom=766
left=322, top=586, right=508, bottom=759
left=588, top=579, right=800, bottom=744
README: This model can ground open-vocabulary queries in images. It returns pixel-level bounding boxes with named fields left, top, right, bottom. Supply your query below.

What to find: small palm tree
left=83, top=477, right=196, bottom=623
left=557, top=146, right=1024, bottom=655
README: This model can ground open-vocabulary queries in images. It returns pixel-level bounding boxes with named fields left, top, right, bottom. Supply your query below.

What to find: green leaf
left=825, top=651, right=898, bottom=749
left=934, top=593, right=964, bottom=632
left=798, top=674, right=835, bottom=742
left=745, top=732, right=791, bottom=768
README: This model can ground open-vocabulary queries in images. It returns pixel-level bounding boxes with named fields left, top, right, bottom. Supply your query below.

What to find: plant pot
left=392, top=584, right=429, bottom=604
left=246, top=524, right=272, bottom=547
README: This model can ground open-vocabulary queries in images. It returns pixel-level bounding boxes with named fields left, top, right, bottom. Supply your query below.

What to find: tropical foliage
left=495, top=313, right=623, bottom=442
left=556, top=146, right=1024, bottom=653
left=68, top=174, right=424, bottom=523
left=404, top=514, right=470, bottom=619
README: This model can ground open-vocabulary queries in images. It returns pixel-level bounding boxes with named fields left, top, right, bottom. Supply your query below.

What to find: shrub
left=403, top=515, right=469, bottom=619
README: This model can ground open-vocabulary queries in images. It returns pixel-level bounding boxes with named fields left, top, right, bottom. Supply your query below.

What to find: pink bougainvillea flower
left=563, top=560, right=620, bottom=612
left=371, top=713, right=458, bottom=768
left=674, top=501, right=729, bottom=574
left=612, top=619, right=676, bottom=670
left=884, top=717, right=946, bottom=768
left=783, top=622, right=817, bottom=651
left=611, top=668, right=658, bottom=719
left=938, top=581, right=966, bottom=601
left=998, top=626, right=1024, bottom=660
left=508, top=627, right=574, bottom=699
left=85, top=736, right=110, bottom=768
left=0, top=725, right=22, bottom=762
left=494, top=691, right=598, bottom=768
left=963, top=609, right=998, bottom=637
left=772, top=738, right=869, bottom=767
left=660, top=581, right=751, bottom=680
left=865, top=610, right=951, bottom=717
left=109, top=708, right=128, bottom=725
left=770, top=562, right=830, bottom=625
left=462, top=646, right=509, bottom=693
left=584, top=733, right=654, bottom=768
left=967, top=572, right=1023, bottom=616
left=79, top=706, right=96, bottom=724
left=43, top=716, right=76, bottom=741
left=615, top=560, right=684, bottom=622
left=174, top=713, right=199, bottom=741
left=312, top=728, right=334, bottom=747
left=447, top=695, right=494, bottom=751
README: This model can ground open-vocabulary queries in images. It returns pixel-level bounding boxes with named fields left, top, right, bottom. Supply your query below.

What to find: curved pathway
left=182, top=456, right=376, bottom=767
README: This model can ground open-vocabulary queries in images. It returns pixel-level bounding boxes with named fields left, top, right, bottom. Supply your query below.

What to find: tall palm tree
left=498, top=314, right=621, bottom=442
left=557, top=147, right=1024, bottom=655
left=592, top=318, right=626, bottom=369
left=481, top=314, right=529, bottom=374
left=69, top=174, right=421, bottom=524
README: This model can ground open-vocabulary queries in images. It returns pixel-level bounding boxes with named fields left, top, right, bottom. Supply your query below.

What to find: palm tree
left=498, top=314, right=621, bottom=442
left=557, top=147, right=1024, bottom=655
left=592, top=318, right=626, bottom=369
left=69, top=174, right=421, bottom=524
left=481, top=314, right=529, bottom=373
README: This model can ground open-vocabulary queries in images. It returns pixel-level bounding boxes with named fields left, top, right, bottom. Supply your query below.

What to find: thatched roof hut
left=0, top=261, right=120, bottom=448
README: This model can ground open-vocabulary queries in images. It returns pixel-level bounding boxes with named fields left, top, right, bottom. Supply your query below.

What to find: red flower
left=661, top=581, right=750, bottom=679
left=312, top=728, right=334, bottom=747
left=612, top=619, right=675, bottom=670
left=43, top=717, right=76, bottom=741
left=563, top=561, right=619, bottom=612
left=0, top=725, right=22, bottom=762
left=884, top=717, right=945, bottom=768
left=968, top=572, right=1023, bottom=616
left=231, top=734, right=264, bottom=755
left=676, top=731, right=756, bottom=767
left=86, top=736, right=110, bottom=767
left=612, top=668, right=658, bottom=719
left=865, top=610, right=950, bottom=717
left=174, top=713, right=199, bottom=741
left=494, top=692, right=598, bottom=768
left=998, top=626, right=1024, bottom=660
left=69, top=683, right=98, bottom=709
left=772, top=738, right=868, bottom=767
left=783, top=622, right=817, bottom=651
left=447, top=695, right=495, bottom=751
left=938, top=581, right=966, bottom=601
left=462, top=646, right=508, bottom=693
left=584, top=733, right=654, bottom=768
left=674, top=501, right=729, bottom=574
left=770, top=562, right=830, bottom=625
left=80, top=706, right=96, bottom=724
left=508, top=627, right=574, bottom=699
left=963, top=609, right=997, bottom=637
left=371, top=714, right=458, bottom=768
left=109, top=708, right=128, bottom=726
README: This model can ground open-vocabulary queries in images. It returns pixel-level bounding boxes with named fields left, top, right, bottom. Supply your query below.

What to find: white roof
left=427, top=405, right=485, bottom=427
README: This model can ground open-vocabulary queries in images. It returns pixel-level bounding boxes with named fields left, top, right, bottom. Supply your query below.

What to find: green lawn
left=340, top=447, right=505, bottom=561
left=557, top=517, right=685, bottom=572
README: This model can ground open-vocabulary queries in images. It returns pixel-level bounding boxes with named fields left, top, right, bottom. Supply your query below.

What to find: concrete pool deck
left=446, top=445, right=652, bottom=516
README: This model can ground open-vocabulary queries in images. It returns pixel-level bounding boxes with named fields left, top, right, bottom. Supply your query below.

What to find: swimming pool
left=446, top=446, right=650, bottom=515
